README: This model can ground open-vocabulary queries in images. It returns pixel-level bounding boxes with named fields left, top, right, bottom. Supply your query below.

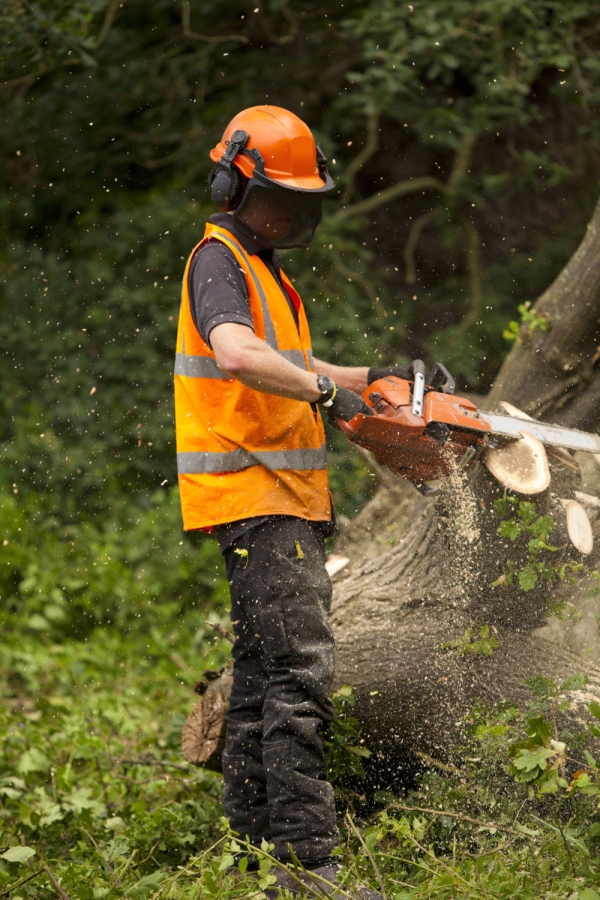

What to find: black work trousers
left=221, top=516, right=339, bottom=863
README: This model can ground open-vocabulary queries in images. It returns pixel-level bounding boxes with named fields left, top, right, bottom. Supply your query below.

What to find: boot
left=264, top=863, right=384, bottom=899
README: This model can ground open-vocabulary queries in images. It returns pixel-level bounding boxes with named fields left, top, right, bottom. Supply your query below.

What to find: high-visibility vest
left=174, top=223, right=331, bottom=531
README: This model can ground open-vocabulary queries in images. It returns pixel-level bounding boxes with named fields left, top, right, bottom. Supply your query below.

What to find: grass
left=1, top=621, right=600, bottom=899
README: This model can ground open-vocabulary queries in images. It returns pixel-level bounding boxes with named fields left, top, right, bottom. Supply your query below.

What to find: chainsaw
left=336, top=360, right=600, bottom=492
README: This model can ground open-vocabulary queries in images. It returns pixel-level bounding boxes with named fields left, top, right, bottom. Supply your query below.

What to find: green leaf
left=129, top=871, right=167, bottom=899
left=17, top=748, right=51, bottom=774
left=560, top=673, right=588, bottom=691
left=234, top=548, right=249, bottom=568
left=512, top=746, right=554, bottom=773
left=518, top=565, right=538, bottom=592
left=578, top=890, right=600, bottom=900
left=518, top=502, right=537, bottom=524
left=589, top=700, right=600, bottom=721
left=1, top=846, right=36, bottom=863
left=525, top=715, right=552, bottom=743
left=498, top=520, right=521, bottom=541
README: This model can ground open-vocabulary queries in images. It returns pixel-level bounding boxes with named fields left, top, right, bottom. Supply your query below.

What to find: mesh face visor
left=233, top=146, right=335, bottom=250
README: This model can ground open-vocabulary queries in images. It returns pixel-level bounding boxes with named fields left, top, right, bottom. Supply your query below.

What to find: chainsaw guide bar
left=337, top=375, right=600, bottom=491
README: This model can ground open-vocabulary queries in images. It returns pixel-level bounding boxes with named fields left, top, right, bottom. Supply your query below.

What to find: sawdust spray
left=439, top=450, right=481, bottom=604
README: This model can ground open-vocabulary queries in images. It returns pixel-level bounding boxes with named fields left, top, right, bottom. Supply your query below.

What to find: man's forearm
left=211, top=322, right=321, bottom=402
left=313, top=359, right=370, bottom=394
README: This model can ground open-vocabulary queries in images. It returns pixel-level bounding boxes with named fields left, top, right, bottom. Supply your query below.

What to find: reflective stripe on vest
left=217, top=233, right=278, bottom=349
left=174, top=349, right=314, bottom=379
left=177, top=443, right=328, bottom=475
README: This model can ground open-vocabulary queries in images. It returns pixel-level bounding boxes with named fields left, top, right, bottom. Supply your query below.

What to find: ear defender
left=208, top=129, right=250, bottom=211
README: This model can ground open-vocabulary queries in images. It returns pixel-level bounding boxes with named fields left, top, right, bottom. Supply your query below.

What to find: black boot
left=264, top=863, right=384, bottom=899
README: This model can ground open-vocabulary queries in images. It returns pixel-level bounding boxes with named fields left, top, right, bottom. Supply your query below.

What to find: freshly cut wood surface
left=566, top=500, right=594, bottom=554
left=483, top=431, right=550, bottom=494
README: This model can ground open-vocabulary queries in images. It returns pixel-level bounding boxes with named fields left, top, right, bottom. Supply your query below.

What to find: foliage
left=324, top=685, right=372, bottom=789
left=491, top=493, right=589, bottom=593
left=2, top=620, right=600, bottom=897
left=443, top=624, right=501, bottom=657
left=0, top=481, right=229, bottom=642
left=503, top=301, right=550, bottom=344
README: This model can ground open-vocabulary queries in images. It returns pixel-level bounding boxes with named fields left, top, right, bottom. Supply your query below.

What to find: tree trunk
left=183, top=196, right=600, bottom=774
left=486, top=196, right=600, bottom=429
left=331, top=459, right=600, bottom=764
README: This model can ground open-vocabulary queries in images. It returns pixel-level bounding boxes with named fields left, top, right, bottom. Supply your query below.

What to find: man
left=175, top=105, right=412, bottom=898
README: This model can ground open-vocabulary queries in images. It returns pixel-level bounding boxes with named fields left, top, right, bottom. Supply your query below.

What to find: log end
left=483, top=431, right=550, bottom=494
left=566, top=500, right=594, bottom=554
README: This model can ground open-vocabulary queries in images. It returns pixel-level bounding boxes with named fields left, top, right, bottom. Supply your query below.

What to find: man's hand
left=327, top=387, right=372, bottom=423
left=367, top=365, right=412, bottom=384
left=367, top=361, right=455, bottom=394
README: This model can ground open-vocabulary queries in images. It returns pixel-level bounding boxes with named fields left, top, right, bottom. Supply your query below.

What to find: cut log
left=566, top=500, right=594, bottom=554
left=181, top=670, right=232, bottom=771
left=497, top=400, right=533, bottom=420
left=325, top=555, right=350, bottom=578
left=483, top=431, right=550, bottom=494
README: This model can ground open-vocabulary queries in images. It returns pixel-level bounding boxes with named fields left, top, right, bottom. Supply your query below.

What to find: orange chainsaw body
left=337, top=376, right=491, bottom=485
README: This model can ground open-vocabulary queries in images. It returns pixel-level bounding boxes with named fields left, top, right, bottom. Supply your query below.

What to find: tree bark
left=183, top=196, right=600, bottom=774
left=331, top=459, right=600, bottom=763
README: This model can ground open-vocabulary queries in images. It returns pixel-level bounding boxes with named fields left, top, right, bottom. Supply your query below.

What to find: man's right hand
left=327, top=386, right=372, bottom=422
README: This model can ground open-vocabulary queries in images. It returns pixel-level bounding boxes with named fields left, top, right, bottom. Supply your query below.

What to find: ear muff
left=209, top=165, right=243, bottom=211
left=208, top=129, right=250, bottom=211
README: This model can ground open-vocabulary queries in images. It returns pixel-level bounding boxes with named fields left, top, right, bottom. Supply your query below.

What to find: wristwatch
left=315, top=374, right=337, bottom=407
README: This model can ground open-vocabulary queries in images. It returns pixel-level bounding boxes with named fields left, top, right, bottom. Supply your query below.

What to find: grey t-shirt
left=188, top=212, right=297, bottom=347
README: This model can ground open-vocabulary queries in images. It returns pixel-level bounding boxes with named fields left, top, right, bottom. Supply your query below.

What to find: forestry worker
left=174, top=105, right=408, bottom=898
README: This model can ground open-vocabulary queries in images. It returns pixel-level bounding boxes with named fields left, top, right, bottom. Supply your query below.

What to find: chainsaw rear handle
left=409, top=359, right=426, bottom=417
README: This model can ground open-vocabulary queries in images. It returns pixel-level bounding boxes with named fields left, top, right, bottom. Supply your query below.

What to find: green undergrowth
left=2, top=623, right=600, bottom=899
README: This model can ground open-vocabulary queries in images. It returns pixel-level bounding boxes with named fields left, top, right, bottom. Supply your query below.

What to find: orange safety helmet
left=208, top=105, right=335, bottom=249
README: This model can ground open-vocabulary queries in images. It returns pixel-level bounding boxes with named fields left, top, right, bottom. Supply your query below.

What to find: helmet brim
left=209, top=143, right=332, bottom=193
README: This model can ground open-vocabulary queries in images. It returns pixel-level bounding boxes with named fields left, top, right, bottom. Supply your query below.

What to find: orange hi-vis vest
left=174, top=223, right=331, bottom=531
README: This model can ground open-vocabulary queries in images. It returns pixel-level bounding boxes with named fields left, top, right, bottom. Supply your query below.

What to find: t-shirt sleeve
left=188, top=241, right=254, bottom=347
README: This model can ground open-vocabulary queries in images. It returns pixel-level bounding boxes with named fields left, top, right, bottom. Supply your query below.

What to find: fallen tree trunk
left=183, top=197, right=600, bottom=774
left=330, top=456, right=600, bottom=766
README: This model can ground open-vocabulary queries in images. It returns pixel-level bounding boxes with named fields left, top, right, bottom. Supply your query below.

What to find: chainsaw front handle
left=409, top=359, right=426, bottom=417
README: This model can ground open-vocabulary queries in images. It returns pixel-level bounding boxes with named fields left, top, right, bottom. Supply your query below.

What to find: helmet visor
left=234, top=182, right=326, bottom=249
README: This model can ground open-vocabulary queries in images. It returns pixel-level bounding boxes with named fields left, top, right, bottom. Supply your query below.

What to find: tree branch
left=447, top=132, right=478, bottom=189
left=404, top=210, right=437, bottom=285
left=181, top=0, right=249, bottom=44
left=93, top=0, right=120, bottom=49
left=258, top=2, right=298, bottom=45
left=0, top=868, right=45, bottom=897
left=459, top=219, right=484, bottom=333
left=42, top=867, right=72, bottom=900
left=331, top=177, right=451, bottom=223
left=341, top=109, right=380, bottom=203
left=330, top=251, right=378, bottom=305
